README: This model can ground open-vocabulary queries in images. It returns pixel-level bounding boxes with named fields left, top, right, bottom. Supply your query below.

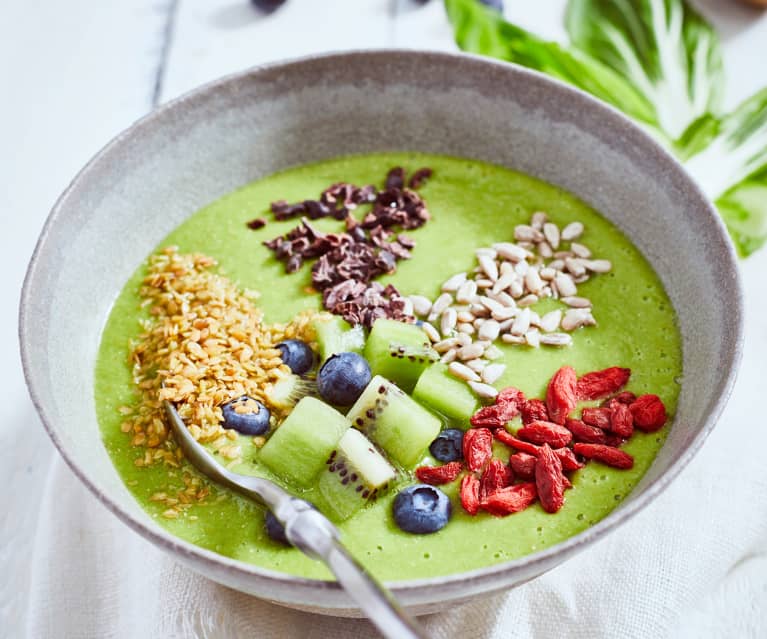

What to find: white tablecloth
left=3, top=1, right=767, bottom=637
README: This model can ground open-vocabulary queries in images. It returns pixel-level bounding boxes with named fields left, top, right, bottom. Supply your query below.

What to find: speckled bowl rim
left=20, top=49, right=744, bottom=607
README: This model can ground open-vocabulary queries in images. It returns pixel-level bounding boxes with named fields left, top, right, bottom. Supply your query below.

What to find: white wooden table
left=2, top=1, right=766, bottom=636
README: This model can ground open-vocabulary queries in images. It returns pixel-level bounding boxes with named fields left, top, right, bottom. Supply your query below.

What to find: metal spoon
left=163, top=400, right=429, bottom=639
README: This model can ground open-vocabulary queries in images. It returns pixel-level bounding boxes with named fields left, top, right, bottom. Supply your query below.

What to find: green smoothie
left=95, top=152, right=681, bottom=581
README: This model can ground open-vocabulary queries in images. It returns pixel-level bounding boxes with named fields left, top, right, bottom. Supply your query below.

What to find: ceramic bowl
left=20, top=50, right=742, bottom=616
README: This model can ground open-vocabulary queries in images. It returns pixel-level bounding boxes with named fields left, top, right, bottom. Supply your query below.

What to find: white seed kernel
left=448, top=361, right=481, bottom=382
left=482, top=363, right=506, bottom=384
left=543, top=223, right=560, bottom=249
left=478, top=319, right=501, bottom=341
left=540, top=333, right=573, bottom=347
left=421, top=321, right=441, bottom=342
left=440, top=308, right=457, bottom=336
left=441, top=272, right=467, bottom=292
left=561, top=221, right=584, bottom=241
left=409, top=295, right=432, bottom=317
left=511, top=307, right=531, bottom=336
left=540, top=309, right=562, bottom=333
left=468, top=381, right=499, bottom=399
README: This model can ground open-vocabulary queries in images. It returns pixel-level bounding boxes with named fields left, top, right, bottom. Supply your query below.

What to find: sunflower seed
left=539, top=286, right=553, bottom=299
left=561, top=308, right=597, bottom=331
left=554, top=251, right=573, bottom=260
left=473, top=317, right=485, bottom=329
left=554, top=272, right=577, bottom=297
left=540, top=333, right=573, bottom=346
left=457, top=323, right=475, bottom=335
left=525, top=328, right=541, bottom=348
left=531, top=211, right=548, bottom=230
left=493, top=242, right=529, bottom=262
left=478, top=319, right=501, bottom=341
left=561, top=221, right=584, bottom=241
left=456, top=280, right=478, bottom=303
left=540, top=267, right=556, bottom=280
left=561, top=296, right=592, bottom=308
left=492, top=272, right=515, bottom=295
left=478, top=255, right=499, bottom=281
left=470, top=303, right=489, bottom=317
left=517, top=294, right=539, bottom=307
left=538, top=241, right=553, bottom=258
left=441, top=272, right=467, bottom=292
left=502, top=334, right=526, bottom=344
left=479, top=296, right=505, bottom=314
left=434, top=338, right=459, bottom=353
left=449, top=361, right=481, bottom=382
left=509, top=279, right=524, bottom=298
left=528, top=311, right=541, bottom=327
left=456, top=333, right=472, bottom=346
left=584, top=259, right=612, bottom=273
left=466, top=358, right=488, bottom=373
left=511, top=307, right=531, bottom=336
left=498, top=318, right=515, bottom=332
left=492, top=306, right=517, bottom=321
left=565, top=257, right=587, bottom=277
left=440, top=308, right=457, bottom=335
left=574, top=274, right=591, bottom=284
left=428, top=292, right=454, bottom=321
left=570, top=242, right=591, bottom=258
left=548, top=259, right=565, bottom=271
left=543, top=223, right=560, bottom=249
left=524, top=268, right=544, bottom=294
left=514, top=224, right=543, bottom=242
left=514, top=260, right=529, bottom=276
left=468, top=381, right=499, bottom=399
left=481, top=363, right=506, bottom=385
left=475, top=248, right=497, bottom=259
left=475, top=278, right=494, bottom=289
left=401, top=297, right=414, bottom=316
left=421, top=321, right=441, bottom=342
left=485, top=345, right=503, bottom=360
left=540, top=309, right=562, bottom=332
left=457, top=311, right=475, bottom=323
left=457, top=343, right=485, bottom=361
left=409, top=295, right=432, bottom=317
left=441, top=348, right=457, bottom=364
left=499, top=261, right=514, bottom=276
left=517, top=241, right=535, bottom=250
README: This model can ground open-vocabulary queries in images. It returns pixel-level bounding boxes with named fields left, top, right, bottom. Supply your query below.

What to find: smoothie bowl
left=20, top=51, right=742, bottom=615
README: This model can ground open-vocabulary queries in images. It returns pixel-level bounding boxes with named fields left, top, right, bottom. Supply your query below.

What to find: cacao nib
left=246, top=217, right=267, bottom=230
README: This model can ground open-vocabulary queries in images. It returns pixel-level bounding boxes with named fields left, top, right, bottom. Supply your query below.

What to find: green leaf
left=566, top=0, right=724, bottom=140
left=716, top=176, right=767, bottom=258
left=444, top=0, right=658, bottom=127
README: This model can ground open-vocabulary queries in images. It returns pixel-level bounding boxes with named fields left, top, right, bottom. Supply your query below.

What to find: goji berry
left=609, top=391, right=637, bottom=405
left=463, top=428, right=493, bottom=472
left=576, top=367, right=631, bottom=400
left=493, top=430, right=540, bottom=455
left=470, top=387, right=525, bottom=428
left=536, top=444, right=565, bottom=513
left=509, top=452, right=537, bottom=480
left=630, top=394, right=667, bottom=432
left=520, top=398, right=549, bottom=425
left=566, top=418, right=608, bottom=444
left=415, top=461, right=463, bottom=485
left=497, top=387, right=526, bottom=408
left=573, top=443, right=634, bottom=469
left=546, top=366, right=577, bottom=425
left=554, top=446, right=584, bottom=472
left=581, top=407, right=612, bottom=429
left=460, top=474, right=481, bottom=516
left=480, top=483, right=537, bottom=516
left=480, top=459, right=513, bottom=500
left=609, top=401, right=634, bottom=438
left=517, top=420, right=573, bottom=448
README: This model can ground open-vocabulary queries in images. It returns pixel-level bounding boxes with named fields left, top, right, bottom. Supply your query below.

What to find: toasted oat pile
left=121, top=246, right=321, bottom=470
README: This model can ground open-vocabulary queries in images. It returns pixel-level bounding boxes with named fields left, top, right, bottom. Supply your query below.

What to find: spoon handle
left=325, top=541, right=429, bottom=639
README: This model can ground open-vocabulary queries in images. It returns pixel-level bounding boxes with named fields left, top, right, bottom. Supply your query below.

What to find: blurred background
left=2, top=1, right=766, bottom=637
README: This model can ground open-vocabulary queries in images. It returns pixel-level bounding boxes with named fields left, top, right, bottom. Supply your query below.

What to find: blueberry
left=479, top=0, right=503, bottom=10
left=393, top=484, right=452, bottom=534
left=317, top=352, right=371, bottom=406
left=429, top=429, right=464, bottom=462
left=265, top=510, right=290, bottom=545
left=221, top=395, right=270, bottom=435
left=250, top=0, right=287, bottom=13
left=276, top=339, right=315, bottom=375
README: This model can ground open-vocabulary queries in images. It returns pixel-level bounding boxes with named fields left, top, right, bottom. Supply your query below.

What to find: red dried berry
left=609, top=401, right=634, bottom=438
left=604, top=434, right=627, bottom=448
left=581, top=407, right=612, bottom=430
left=480, top=483, right=537, bottom=516
left=566, top=418, right=608, bottom=444
left=554, top=446, right=584, bottom=472
left=460, top=474, right=481, bottom=516
left=470, top=405, right=506, bottom=429
left=630, top=394, right=667, bottom=432
left=509, top=452, right=537, bottom=480
left=497, top=387, right=526, bottom=408
left=463, top=428, right=493, bottom=472
left=536, top=444, right=565, bottom=513
left=480, top=459, right=513, bottom=500
left=576, top=367, right=631, bottom=400
left=470, top=387, right=525, bottom=428
left=610, top=391, right=637, bottom=405
left=415, top=461, right=463, bottom=485
left=520, top=398, right=549, bottom=425
left=573, top=443, right=634, bottom=469
left=546, top=366, right=577, bottom=425
left=493, top=430, right=541, bottom=456
left=517, top=420, right=573, bottom=448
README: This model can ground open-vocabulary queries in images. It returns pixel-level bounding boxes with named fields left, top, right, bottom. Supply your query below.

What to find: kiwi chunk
left=313, top=315, right=366, bottom=362
left=265, top=374, right=317, bottom=411
left=259, top=397, right=350, bottom=487
left=347, top=375, right=441, bottom=469
left=413, top=363, right=479, bottom=425
left=364, top=319, right=436, bottom=392
left=318, top=428, right=396, bottom=521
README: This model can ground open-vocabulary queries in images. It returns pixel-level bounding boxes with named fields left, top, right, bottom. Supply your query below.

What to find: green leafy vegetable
left=444, top=0, right=767, bottom=256
left=566, top=0, right=724, bottom=140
